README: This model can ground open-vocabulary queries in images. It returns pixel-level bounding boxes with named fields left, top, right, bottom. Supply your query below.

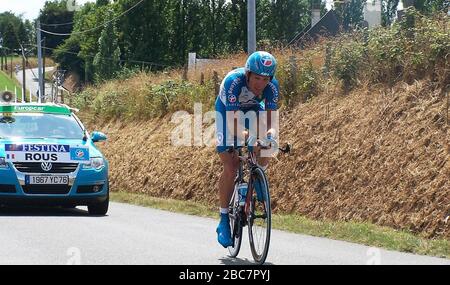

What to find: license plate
left=26, top=176, right=69, bottom=185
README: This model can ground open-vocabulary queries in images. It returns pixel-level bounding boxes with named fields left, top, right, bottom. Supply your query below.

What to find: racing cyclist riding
left=215, top=51, right=279, bottom=248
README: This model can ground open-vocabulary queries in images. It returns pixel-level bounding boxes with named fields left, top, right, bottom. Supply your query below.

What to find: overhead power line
left=40, top=21, right=75, bottom=27
left=38, top=0, right=145, bottom=36
left=26, top=44, right=171, bottom=68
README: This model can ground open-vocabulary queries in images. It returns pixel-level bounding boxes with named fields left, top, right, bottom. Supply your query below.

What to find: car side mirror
left=91, top=131, right=107, bottom=143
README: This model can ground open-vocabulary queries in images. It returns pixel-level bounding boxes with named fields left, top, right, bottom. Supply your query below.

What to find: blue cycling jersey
left=216, top=68, right=279, bottom=112
left=215, top=68, right=279, bottom=153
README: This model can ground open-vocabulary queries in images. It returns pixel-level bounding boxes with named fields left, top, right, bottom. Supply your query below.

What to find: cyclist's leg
left=215, top=99, right=239, bottom=247
left=254, top=109, right=271, bottom=201
left=218, top=151, right=239, bottom=209
left=216, top=99, right=239, bottom=210
left=216, top=151, right=239, bottom=247
left=255, top=108, right=270, bottom=170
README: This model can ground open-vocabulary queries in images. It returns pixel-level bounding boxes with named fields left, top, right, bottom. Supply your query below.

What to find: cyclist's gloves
left=246, top=134, right=278, bottom=153
left=247, top=135, right=257, bottom=152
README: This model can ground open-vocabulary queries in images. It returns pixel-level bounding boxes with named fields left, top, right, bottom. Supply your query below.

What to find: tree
left=93, top=9, right=121, bottom=82
left=256, top=0, right=272, bottom=43
left=0, top=12, right=29, bottom=50
left=226, top=0, right=247, bottom=52
left=382, top=0, right=400, bottom=26
left=423, top=0, right=449, bottom=13
left=118, top=0, right=171, bottom=67
left=268, top=0, right=310, bottom=45
left=24, top=20, right=35, bottom=47
left=71, top=1, right=108, bottom=82
left=96, top=0, right=110, bottom=6
left=55, top=0, right=363, bottom=83
left=334, top=0, right=366, bottom=30
left=408, top=0, right=449, bottom=14
left=54, top=35, right=83, bottom=78
left=38, top=0, right=75, bottom=56
left=209, top=0, right=228, bottom=55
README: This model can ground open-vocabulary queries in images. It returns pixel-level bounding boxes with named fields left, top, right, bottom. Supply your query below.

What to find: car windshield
left=0, top=113, right=84, bottom=139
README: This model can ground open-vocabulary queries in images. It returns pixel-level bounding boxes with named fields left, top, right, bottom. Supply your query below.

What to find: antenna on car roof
left=57, top=103, right=79, bottom=113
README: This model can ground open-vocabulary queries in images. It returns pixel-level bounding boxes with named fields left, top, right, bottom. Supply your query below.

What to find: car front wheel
left=88, top=193, right=109, bottom=216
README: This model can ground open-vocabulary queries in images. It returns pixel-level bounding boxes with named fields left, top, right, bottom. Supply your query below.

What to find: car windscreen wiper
left=0, top=117, right=15, bottom=124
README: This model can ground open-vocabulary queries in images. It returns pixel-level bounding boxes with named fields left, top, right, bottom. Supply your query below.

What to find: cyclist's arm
left=264, top=80, right=280, bottom=139
left=267, top=110, right=275, bottom=137
left=223, top=77, right=243, bottom=146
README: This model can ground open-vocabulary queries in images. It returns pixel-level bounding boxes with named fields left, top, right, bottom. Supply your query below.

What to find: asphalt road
left=0, top=202, right=448, bottom=265
left=14, top=67, right=54, bottom=101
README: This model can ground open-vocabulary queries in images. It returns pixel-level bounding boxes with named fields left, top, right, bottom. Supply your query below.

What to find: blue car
left=0, top=102, right=109, bottom=215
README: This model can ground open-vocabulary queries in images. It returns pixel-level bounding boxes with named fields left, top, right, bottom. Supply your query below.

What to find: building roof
left=294, top=9, right=340, bottom=48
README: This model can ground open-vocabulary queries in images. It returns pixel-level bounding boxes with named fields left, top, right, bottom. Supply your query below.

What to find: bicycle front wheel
left=248, top=167, right=271, bottom=265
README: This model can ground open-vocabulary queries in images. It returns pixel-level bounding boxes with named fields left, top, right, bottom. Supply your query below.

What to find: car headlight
left=83, top=157, right=105, bottom=170
left=0, top=157, right=8, bottom=169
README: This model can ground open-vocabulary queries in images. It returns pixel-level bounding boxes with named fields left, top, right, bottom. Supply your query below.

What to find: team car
left=0, top=93, right=109, bottom=215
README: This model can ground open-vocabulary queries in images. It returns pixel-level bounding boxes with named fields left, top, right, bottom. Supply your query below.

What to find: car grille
left=0, top=184, right=16, bottom=193
left=13, top=162, right=79, bottom=174
left=22, top=185, right=72, bottom=195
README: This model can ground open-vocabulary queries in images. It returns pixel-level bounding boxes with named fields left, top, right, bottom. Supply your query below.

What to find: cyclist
left=215, top=51, right=279, bottom=248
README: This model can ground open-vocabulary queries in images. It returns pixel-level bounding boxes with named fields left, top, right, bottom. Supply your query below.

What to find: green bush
left=275, top=52, right=322, bottom=106
left=298, top=59, right=321, bottom=102
left=276, top=57, right=298, bottom=107
left=412, top=12, right=450, bottom=85
left=92, top=88, right=128, bottom=119
left=330, top=35, right=365, bottom=92
left=327, top=11, right=449, bottom=89
left=366, top=25, right=405, bottom=84
left=114, top=67, right=141, bottom=81
left=79, top=79, right=216, bottom=120
left=70, top=89, right=95, bottom=111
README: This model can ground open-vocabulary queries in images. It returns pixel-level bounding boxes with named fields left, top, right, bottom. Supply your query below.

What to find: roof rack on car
left=0, top=87, right=78, bottom=113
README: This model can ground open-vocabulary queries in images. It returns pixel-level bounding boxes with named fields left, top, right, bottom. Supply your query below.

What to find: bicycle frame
left=228, top=141, right=290, bottom=264
left=234, top=146, right=265, bottom=219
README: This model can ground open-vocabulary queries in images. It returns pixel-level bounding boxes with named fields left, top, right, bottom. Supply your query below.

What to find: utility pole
left=247, top=0, right=256, bottom=54
left=9, top=53, right=12, bottom=78
left=0, top=36, right=3, bottom=70
left=36, top=21, right=44, bottom=103
left=43, top=37, right=46, bottom=87
left=21, top=50, right=26, bottom=102
left=3, top=48, right=7, bottom=72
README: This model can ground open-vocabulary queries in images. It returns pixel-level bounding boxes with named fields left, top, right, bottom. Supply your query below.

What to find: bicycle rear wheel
left=248, top=167, right=271, bottom=265
left=228, top=184, right=243, bottom=257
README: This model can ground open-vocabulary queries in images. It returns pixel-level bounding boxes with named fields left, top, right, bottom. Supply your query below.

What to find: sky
left=2, top=0, right=330, bottom=21
left=0, top=0, right=404, bottom=22
left=0, top=0, right=95, bottom=21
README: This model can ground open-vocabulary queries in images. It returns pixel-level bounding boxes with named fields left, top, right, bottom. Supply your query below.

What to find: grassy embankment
left=73, top=11, right=449, bottom=258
